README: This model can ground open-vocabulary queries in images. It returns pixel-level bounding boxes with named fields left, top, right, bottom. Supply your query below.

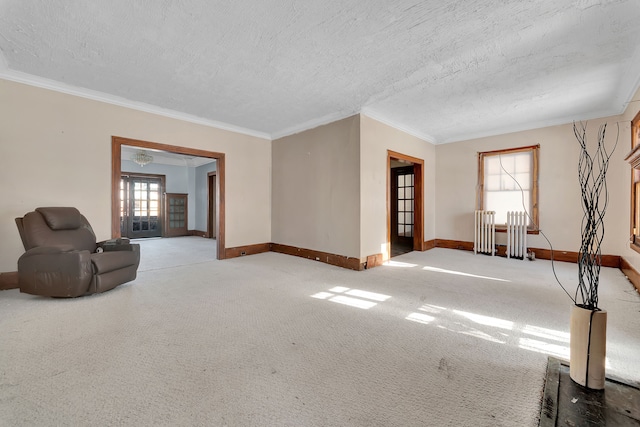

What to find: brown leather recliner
left=15, top=207, right=140, bottom=297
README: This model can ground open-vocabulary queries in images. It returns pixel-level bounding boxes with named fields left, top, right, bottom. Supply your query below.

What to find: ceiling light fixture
left=131, top=150, right=153, bottom=167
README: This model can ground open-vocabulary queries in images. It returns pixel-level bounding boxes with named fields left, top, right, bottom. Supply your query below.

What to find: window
left=477, top=145, right=539, bottom=230
left=626, top=111, right=640, bottom=251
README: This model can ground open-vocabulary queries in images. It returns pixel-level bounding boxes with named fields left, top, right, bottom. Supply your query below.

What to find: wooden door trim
left=111, top=136, right=226, bottom=260
left=387, top=150, right=425, bottom=259
left=207, top=172, right=217, bottom=239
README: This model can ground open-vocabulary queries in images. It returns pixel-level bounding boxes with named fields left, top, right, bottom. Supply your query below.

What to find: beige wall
left=360, top=115, right=436, bottom=260
left=4, top=76, right=637, bottom=275
left=272, top=115, right=361, bottom=258
left=0, top=79, right=271, bottom=272
left=435, top=115, right=631, bottom=258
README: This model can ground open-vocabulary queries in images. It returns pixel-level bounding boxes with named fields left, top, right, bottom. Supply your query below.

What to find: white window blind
left=484, top=151, right=532, bottom=225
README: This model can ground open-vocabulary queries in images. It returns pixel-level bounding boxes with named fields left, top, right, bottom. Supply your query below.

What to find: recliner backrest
left=17, top=207, right=97, bottom=252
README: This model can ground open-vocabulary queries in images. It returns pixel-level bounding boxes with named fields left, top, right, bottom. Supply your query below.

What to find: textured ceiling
left=1, top=0, right=639, bottom=143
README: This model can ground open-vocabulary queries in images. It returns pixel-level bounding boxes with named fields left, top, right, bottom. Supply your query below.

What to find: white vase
left=569, top=305, right=607, bottom=390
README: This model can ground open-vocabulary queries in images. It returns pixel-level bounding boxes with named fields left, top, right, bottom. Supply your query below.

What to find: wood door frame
left=390, top=165, right=415, bottom=250
left=387, top=150, right=424, bottom=259
left=207, top=171, right=217, bottom=239
left=111, top=136, right=227, bottom=260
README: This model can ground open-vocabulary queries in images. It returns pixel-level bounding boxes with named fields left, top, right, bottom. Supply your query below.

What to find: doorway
left=120, top=173, right=165, bottom=239
left=387, top=150, right=424, bottom=258
left=111, top=136, right=227, bottom=260
left=391, top=165, right=415, bottom=257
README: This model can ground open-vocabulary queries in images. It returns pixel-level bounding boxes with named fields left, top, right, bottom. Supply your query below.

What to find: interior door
left=121, top=176, right=162, bottom=238
left=391, top=166, right=415, bottom=256
left=165, top=193, right=188, bottom=237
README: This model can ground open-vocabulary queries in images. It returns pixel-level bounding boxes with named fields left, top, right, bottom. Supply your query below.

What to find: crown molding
left=439, top=109, right=620, bottom=144
left=0, top=68, right=271, bottom=141
left=360, top=108, right=437, bottom=145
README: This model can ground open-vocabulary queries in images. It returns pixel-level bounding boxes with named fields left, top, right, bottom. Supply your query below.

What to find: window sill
left=631, top=240, right=640, bottom=255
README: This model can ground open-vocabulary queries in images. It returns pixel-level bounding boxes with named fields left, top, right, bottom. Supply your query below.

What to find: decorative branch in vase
left=575, top=121, right=617, bottom=309
left=570, top=121, right=618, bottom=390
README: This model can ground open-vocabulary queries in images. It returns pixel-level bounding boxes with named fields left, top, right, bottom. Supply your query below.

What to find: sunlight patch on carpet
left=405, top=305, right=578, bottom=359
left=405, top=312, right=436, bottom=324
left=453, top=310, right=514, bottom=330
left=383, top=260, right=418, bottom=268
left=311, top=287, right=392, bottom=310
left=519, top=338, right=569, bottom=359
left=522, top=325, right=569, bottom=343
left=423, top=266, right=510, bottom=282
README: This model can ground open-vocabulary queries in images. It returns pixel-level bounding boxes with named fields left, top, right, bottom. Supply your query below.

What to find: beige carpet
left=1, top=239, right=639, bottom=426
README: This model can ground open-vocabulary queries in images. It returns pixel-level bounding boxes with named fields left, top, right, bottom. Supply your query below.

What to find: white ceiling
left=1, top=0, right=639, bottom=144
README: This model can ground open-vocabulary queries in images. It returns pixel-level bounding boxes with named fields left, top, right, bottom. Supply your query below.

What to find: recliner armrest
left=100, top=243, right=139, bottom=253
left=98, top=238, right=130, bottom=246
left=97, top=238, right=138, bottom=252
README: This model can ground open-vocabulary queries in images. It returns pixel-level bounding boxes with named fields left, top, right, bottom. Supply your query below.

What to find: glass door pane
left=397, top=170, right=414, bottom=237
left=124, top=176, right=163, bottom=238
left=165, top=193, right=188, bottom=237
